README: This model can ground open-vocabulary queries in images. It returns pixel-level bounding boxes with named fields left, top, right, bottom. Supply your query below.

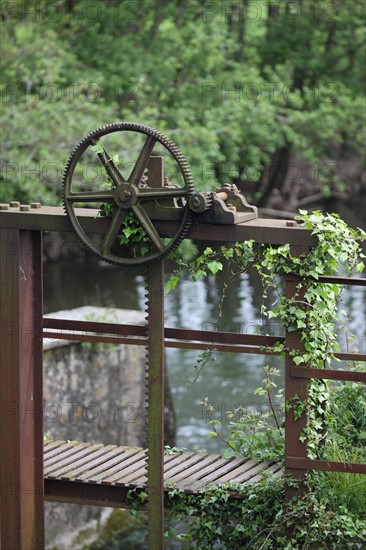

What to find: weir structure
left=0, top=204, right=365, bottom=549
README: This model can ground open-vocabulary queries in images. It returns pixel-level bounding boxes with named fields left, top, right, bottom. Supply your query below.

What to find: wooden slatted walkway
left=44, top=440, right=282, bottom=508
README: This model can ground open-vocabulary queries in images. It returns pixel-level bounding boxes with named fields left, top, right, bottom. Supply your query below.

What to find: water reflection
left=44, top=257, right=365, bottom=454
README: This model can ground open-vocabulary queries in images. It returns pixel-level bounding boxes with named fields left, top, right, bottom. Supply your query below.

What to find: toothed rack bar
left=44, top=440, right=282, bottom=508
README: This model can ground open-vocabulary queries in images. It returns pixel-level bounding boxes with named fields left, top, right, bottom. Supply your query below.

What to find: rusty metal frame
left=1, top=205, right=365, bottom=548
left=284, top=273, right=366, bottom=491
left=0, top=229, right=44, bottom=549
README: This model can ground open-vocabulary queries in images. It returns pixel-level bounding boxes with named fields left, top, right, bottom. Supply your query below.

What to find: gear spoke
left=101, top=207, right=126, bottom=254
left=132, top=203, right=165, bottom=252
left=91, top=140, right=126, bottom=187
left=129, top=135, right=157, bottom=186
left=137, top=187, right=188, bottom=200
left=66, top=191, right=114, bottom=203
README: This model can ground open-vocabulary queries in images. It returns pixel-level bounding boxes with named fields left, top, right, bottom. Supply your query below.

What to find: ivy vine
left=168, top=211, right=365, bottom=458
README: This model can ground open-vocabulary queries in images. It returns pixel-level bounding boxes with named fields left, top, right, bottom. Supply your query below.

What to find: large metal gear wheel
left=62, top=122, right=194, bottom=266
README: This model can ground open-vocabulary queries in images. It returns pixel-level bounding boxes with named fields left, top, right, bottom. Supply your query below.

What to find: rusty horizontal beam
left=43, top=318, right=365, bottom=361
left=0, top=206, right=317, bottom=246
left=156, top=218, right=317, bottom=246
left=45, top=479, right=142, bottom=509
left=291, top=366, right=366, bottom=382
left=43, top=318, right=146, bottom=336
left=334, top=352, right=366, bottom=362
left=286, top=457, right=366, bottom=475
left=43, top=318, right=282, bottom=347
left=287, top=274, right=366, bottom=286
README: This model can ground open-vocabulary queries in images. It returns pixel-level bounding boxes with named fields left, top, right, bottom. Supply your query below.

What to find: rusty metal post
left=0, top=229, right=44, bottom=549
left=146, top=260, right=165, bottom=549
left=284, top=274, right=308, bottom=499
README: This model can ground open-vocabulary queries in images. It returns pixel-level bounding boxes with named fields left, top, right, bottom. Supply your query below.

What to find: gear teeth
left=143, top=262, right=166, bottom=548
left=62, top=122, right=195, bottom=267
left=143, top=269, right=150, bottom=451
left=142, top=268, right=150, bottom=547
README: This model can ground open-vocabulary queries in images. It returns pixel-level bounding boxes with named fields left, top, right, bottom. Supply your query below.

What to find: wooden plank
left=44, top=443, right=92, bottom=469
left=43, top=442, right=283, bottom=501
left=103, top=457, right=147, bottom=485
left=94, top=451, right=146, bottom=484
left=56, top=446, right=117, bottom=480
left=163, top=452, right=196, bottom=472
left=247, top=463, right=282, bottom=483
left=77, top=448, right=142, bottom=482
left=214, top=460, right=266, bottom=483
left=46, top=445, right=97, bottom=477
left=44, top=441, right=67, bottom=454
left=167, top=455, right=221, bottom=486
left=61, top=445, right=118, bottom=480
left=163, top=453, right=209, bottom=479
left=132, top=453, right=178, bottom=486
left=186, top=459, right=253, bottom=492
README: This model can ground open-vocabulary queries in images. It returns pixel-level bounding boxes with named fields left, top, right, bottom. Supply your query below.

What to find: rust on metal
left=284, top=273, right=309, bottom=497
left=286, top=457, right=366, bottom=475
left=0, top=205, right=317, bottom=247
left=43, top=319, right=366, bottom=360
left=291, top=366, right=366, bottom=382
left=146, top=261, right=165, bottom=549
left=1, top=203, right=365, bottom=549
left=0, top=229, right=44, bottom=549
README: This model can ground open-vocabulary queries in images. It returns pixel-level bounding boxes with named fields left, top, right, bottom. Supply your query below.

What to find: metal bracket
left=145, top=157, right=258, bottom=224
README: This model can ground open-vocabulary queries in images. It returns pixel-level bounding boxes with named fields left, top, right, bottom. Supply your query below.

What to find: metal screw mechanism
left=0, top=204, right=9, bottom=210
left=286, top=221, right=298, bottom=227
left=31, top=202, right=42, bottom=209
left=10, top=201, right=20, bottom=207
left=20, top=205, right=31, bottom=211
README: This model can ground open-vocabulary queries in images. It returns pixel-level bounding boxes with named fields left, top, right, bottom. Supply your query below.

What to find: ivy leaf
left=192, top=269, right=206, bottom=281
left=207, top=260, right=223, bottom=275
left=166, top=275, right=180, bottom=293
left=91, top=142, right=104, bottom=154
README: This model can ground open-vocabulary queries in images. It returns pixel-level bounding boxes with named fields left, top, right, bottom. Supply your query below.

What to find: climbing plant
left=163, top=211, right=366, bottom=546
left=168, top=210, right=365, bottom=372
left=164, top=476, right=366, bottom=549
left=171, top=212, right=364, bottom=455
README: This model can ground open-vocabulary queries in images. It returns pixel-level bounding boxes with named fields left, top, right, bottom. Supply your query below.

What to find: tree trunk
left=257, top=145, right=292, bottom=207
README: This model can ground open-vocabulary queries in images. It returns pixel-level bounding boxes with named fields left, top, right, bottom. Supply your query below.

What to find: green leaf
left=91, top=142, right=104, bottom=154
left=207, top=260, right=223, bottom=275
left=192, top=269, right=206, bottom=281
left=166, top=275, right=180, bottom=293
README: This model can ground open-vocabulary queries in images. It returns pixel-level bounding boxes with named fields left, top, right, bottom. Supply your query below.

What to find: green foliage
left=1, top=1, right=365, bottom=205
left=160, top=361, right=366, bottom=548
left=313, top=443, right=366, bottom=517
left=202, top=366, right=284, bottom=462
left=169, top=211, right=365, bottom=460
left=84, top=507, right=145, bottom=550
left=162, top=476, right=366, bottom=548
left=117, top=212, right=151, bottom=257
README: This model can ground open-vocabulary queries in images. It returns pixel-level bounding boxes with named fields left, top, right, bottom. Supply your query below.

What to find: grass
left=312, top=440, right=366, bottom=518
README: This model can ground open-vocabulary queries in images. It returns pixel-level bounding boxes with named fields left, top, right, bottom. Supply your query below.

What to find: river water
left=44, top=246, right=365, bottom=454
